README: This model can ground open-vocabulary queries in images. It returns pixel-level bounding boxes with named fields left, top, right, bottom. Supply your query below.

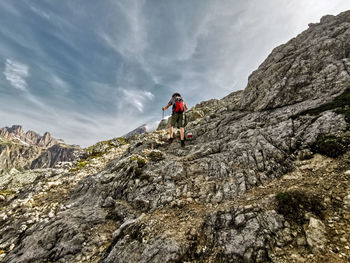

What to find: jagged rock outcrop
left=0, top=125, right=63, bottom=147
left=1, top=11, right=350, bottom=263
left=0, top=143, right=41, bottom=172
left=0, top=125, right=81, bottom=173
left=30, top=144, right=80, bottom=169
left=123, top=124, right=148, bottom=138
left=240, top=11, right=350, bottom=111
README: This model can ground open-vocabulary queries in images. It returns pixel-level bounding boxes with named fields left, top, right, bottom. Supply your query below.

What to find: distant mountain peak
left=0, top=125, right=81, bottom=173
left=123, top=124, right=148, bottom=138
left=0, top=125, right=62, bottom=148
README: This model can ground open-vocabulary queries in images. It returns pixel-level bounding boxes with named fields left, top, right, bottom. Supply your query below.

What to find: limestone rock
left=239, top=10, right=350, bottom=111
left=344, top=194, right=350, bottom=210
left=305, top=217, right=327, bottom=253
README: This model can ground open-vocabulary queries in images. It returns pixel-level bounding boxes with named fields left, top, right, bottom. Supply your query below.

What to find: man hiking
left=162, top=93, right=188, bottom=147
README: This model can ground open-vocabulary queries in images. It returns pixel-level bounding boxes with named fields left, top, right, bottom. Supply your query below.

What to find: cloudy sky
left=1, top=0, right=350, bottom=147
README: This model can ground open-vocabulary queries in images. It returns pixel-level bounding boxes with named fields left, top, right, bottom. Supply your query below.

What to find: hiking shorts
left=170, top=112, right=184, bottom=128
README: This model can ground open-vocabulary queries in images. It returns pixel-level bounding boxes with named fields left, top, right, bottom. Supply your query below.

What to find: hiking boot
left=169, top=137, right=174, bottom=143
left=181, top=140, right=185, bottom=147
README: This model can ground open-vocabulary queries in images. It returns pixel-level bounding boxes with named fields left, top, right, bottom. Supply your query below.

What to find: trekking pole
left=162, top=109, right=164, bottom=120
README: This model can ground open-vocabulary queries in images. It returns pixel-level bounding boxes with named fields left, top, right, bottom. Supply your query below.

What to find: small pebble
left=340, top=237, right=347, bottom=243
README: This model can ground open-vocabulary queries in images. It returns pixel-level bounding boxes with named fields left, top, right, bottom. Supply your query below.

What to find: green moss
left=119, top=161, right=127, bottom=169
left=130, top=155, right=147, bottom=168
left=88, top=151, right=103, bottom=159
left=85, top=137, right=129, bottom=161
left=69, top=160, right=89, bottom=172
left=293, top=88, right=350, bottom=121
left=312, top=134, right=348, bottom=158
left=0, top=190, right=16, bottom=206
left=147, top=151, right=165, bottom=162
left=276, top=191, right=324, bottom=224
left=0, top=189, right=15, bottom=198
left=117, top=137, right=128, bottom=145
left=0, top=141, right=12, bottom=146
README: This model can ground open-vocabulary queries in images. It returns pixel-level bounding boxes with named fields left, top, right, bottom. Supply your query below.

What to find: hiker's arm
left=185, top=104, right=188, bottom=111
left=162, top=103, right=171, bottom=111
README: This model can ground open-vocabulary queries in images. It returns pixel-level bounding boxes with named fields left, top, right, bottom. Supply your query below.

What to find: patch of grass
left=0, top=190, right=17, bottom=208
left=276, top=190, right=324, bottom=224
left=293, top=88, right=350, bottom=122
left=85, top=137, right=129, bottom=160
left=0, top=189, right=15, bottom=198
left=116, top=137, right=128, bottom=145
left=312, top=134, right=349, bottom=158
left=147, top=151, right=165, bottom=162
left=69, top=160, right=89, bottom=172
left=88, top=151, right=104, bottom=159
left=0, top=141, right=12, bottom=146
left=129, top=155, right=148, bottom=179
left=130, top=155, right=147, bottom=168
left=71, top=137, right=131, bottom=173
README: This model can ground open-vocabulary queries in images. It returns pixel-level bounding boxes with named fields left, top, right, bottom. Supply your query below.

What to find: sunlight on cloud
left=121, top=89, right=154, bottom=112
left=29, top=4, right=51, bottom=20
left=104, top=0, right=147, bottom=57
left=3, top=59, right=29, bottom=91
left=51, top=74, right=70, bottom=93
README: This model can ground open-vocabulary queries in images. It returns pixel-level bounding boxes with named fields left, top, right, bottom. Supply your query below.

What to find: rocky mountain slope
left=0, top=125, right=81, bottom=173
left=1, top=10, right=350, bottom=263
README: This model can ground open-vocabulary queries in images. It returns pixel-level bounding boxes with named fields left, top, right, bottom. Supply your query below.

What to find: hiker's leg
left=169, top=125, right=173, bottom=138
left=180, top=127, right=185, bottom=140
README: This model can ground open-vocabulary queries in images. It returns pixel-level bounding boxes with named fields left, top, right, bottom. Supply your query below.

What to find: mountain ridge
left=0, top=125, right=81, bottom=174
left=0, top=125, right=64, bottom=148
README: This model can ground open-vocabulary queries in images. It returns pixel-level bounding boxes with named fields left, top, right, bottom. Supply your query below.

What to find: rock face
left=240, top=11, right=350, bottom=111
left=305, top=217, right=327, bottom=253
left=0, top=125, right=81, bottom=173
left=1, top=11, right=350, bottom=263
left=30, top=144, right=80, bottom=169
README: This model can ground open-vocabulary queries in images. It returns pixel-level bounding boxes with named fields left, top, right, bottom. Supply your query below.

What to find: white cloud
left=145, top=119, right=161, bottom=132
left=120, top=89, right=154, bottom=112
left=3, top=59, right=29, bottom=91
left=51, top=74, right=70, bottom=93
left=29, top=5, right=51, bottom=20
left=101, top=0, right=147, bottom=58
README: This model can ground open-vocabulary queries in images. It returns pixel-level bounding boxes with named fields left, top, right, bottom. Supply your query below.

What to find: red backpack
left=172, top=97, right=184, bottom=113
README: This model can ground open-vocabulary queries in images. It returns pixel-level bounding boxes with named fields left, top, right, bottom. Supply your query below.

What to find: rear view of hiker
left=162, top=93, right=188, bottom=147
